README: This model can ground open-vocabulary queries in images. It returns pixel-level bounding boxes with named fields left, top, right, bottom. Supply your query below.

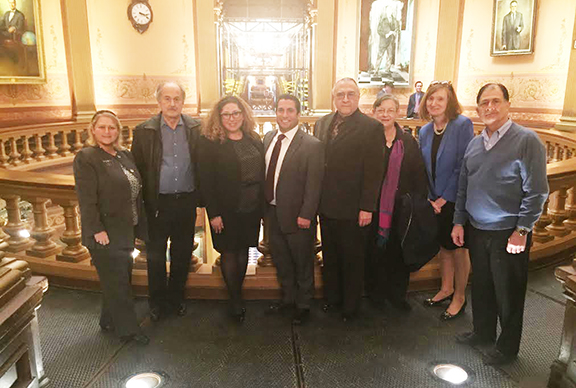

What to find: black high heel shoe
left=423, top=293, right=454, bottom=307
left=440, top=300, right=467, bottom=321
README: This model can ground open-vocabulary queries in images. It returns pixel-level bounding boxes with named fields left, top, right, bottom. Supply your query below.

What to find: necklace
left=434, top=125, right=446, bottom=135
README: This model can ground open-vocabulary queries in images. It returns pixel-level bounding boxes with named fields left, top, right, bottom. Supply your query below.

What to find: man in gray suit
left=264, top=94, right=325, bottom=325
left=502, top=0, right=524, bottom=51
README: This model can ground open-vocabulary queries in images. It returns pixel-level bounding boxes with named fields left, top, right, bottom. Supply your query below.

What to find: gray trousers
left=268, top=207, right=315, bottom=309
left=90, top=248, right=141, bottom=338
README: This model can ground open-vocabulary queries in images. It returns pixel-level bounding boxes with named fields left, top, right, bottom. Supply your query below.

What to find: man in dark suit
left=131, top=81, right=201, bottom=322
left=406, top=81, right=424, bottom=118
left=264, top=94, right=325, bottom=325
left=502, top=0, right=524, bottom=51
left=1, top=0, right=25, bottom=41
left=314, top=78, right=385, bottom=321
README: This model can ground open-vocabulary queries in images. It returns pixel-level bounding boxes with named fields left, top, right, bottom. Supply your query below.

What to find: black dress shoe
left=233, top=309, right=246, bottom=323
left=293, top=309, right=310, bottom=325
left=177, top=303, right=187, bottom=317
left=121, top=334, right=150, bottom=345
left=150, top=307, right=161, bottom=322
left=99, top=323, right=114, bottom=333
left=455, top=331, right=494, bottom=346
left=423, top=293, right=454, bottom=307
left=440, top=300, right=467, bottom=321
left=484, top=348, right=517, bottom=365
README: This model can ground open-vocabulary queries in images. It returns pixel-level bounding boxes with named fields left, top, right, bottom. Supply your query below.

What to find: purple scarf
left=378, top=139, right=404, bottom=247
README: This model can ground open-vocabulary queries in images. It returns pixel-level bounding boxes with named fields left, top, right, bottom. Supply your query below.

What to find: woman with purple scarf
left=365, top=95, right=429, bottom=311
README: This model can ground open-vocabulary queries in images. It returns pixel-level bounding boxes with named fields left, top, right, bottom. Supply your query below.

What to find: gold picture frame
left=0, top=0, right=46, bottom=84
left=491, top=0, right=537, bottom=57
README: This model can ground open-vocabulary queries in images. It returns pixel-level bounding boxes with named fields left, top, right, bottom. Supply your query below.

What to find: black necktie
left=265, top=134, right=286, bottom=203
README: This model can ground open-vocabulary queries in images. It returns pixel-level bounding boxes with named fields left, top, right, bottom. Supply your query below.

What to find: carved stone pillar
left=8, top=138, right=21, bottom=166
left=2, top=196, right=33, bottom=253
left=533, top=197, right=554, bottom=243
left=26, top=198, right=61, bottom=258
left=45, top=132, right=58, bottom=159
left=56, top=202, right=89, bottom=262
left=0, top=139, right=9, bottom=168
left=554, top=6, right=576, bottom=133
left=547, top=189, right=570, bottom=237
left=20, top=136, right=33, bottom=164
left=60, top=131, right=72, bottom=156
left=257, top=219, right=273, bottom=267
left=565, top=187, right=576, bottom=231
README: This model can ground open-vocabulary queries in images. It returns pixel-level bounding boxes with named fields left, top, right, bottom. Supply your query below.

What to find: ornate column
left=193, top=0, right=221, bottom=114
left=2, top=196, right=33, bottom=253
left=555, top=6, right=576, bottom=132
left=433, top=0, right=465, bottom=87
left=311, top=0, right=335, bottom=114
left=26, top=198, right=61, bottom=258
left=257, top=219, right=273, bottom=267
left=547, top=189, right=570, bottom=237
left=60, top=0, right=96, bottom=121
left=533, top=197, right=554, bottom=243
left=56, top=201, right=90, bottom=262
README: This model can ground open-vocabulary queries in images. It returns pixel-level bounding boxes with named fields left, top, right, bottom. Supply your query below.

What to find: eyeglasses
left=334, top=91, right=358, bottom=100
left=221, top=111, right=242, bottom=120
left=430, top=80, right=452, bottom=86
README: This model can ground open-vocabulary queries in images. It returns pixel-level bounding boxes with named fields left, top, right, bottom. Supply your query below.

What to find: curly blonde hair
left=86, top=110, right=124, bottom=149
left=203, top=96, right=256, bottom=143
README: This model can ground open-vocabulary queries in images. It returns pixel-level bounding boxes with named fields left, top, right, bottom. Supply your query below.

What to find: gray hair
left=373, top=94, right=400, bottom=111
left=155, top=81, right=186, bottom=102
left=332, top=77, right=360, bottom=95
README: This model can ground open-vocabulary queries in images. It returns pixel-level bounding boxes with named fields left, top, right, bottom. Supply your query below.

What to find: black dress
left=198, top=133, right=265, bottom=253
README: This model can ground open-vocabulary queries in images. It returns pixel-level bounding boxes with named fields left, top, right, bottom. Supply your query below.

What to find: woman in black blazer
left=74, top=110, right=148, bottom=344
left=198, top=96, right=265, bottom=322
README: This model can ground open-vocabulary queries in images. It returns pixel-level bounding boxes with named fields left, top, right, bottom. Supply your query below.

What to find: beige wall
left=0, top=0, right=71, bottom=126
left=86, top=0, right=198, bottom=114
left=457, top=0, right=576, bottom=124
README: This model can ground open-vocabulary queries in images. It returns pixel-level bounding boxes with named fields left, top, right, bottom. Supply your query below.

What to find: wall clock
left=127, top=0, right=153, bottom=34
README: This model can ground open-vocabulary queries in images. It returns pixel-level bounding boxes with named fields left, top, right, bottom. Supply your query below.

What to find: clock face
left=131, top=3, right=151, bottom=25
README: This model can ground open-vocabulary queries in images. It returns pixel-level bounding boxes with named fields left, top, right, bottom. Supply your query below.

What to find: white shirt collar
left=276, top=125, right=299, bottom=141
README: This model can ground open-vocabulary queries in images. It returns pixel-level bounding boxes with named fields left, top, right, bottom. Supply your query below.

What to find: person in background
left=198, top=96, right=265, bottom=323
left=131, top=82, right=201, bottom=322
left=365, top=95, right=428, bottom=311
left=406, top=81, right=424, bottom=118
left=376, top=81, right=394, bottom=99
left=74, top=110, right=149, bottom=345
left=419, top=81, right=474, bottom=321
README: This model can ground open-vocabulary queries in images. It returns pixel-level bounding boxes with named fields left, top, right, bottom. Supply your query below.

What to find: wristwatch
left=516, top=227, right=530, bottom=236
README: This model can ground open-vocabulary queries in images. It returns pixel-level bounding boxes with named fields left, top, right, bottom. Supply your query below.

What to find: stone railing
left=0, top=117, right=575, bottom=297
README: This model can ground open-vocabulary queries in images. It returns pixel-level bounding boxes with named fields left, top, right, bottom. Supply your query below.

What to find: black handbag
left=397, top=193, right=440, bottom=272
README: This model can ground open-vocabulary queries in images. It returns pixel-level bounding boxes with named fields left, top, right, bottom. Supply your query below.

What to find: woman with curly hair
left=198, top=96, right=265, bottom=322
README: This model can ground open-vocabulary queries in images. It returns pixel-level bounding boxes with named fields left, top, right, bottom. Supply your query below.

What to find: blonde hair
left=86, top=110, right=124, bottom=149
left=203, top=96, right=256, bottom=143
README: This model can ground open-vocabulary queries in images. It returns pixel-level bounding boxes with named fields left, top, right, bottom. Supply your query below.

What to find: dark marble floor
left=37, top=261, right=567, bottom=388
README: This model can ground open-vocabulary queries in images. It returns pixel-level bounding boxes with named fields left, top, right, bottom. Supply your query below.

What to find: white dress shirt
left=265, top=125, right=298, bottom=205
left=481, top=118, right=512, bottom=151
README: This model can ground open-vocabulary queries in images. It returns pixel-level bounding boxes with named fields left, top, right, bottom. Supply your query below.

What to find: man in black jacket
left=314, top=78, right=384, bottom=321
left=132, top=81, right=201, bottom=321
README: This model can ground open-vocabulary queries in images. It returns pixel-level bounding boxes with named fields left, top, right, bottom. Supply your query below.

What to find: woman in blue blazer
left=418, top=82, right=474, bottom=321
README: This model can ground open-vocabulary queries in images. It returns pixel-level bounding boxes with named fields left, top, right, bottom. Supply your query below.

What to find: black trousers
left=320, top=216, right=369, bottom=315
left=468, top=225, right=531, bottom=356
left=268, top=206, right=315, bottom=309
left=147, top=192, right=197, bottom=310
left=90, top=248, right=140, bottom=337
left=365, top=225, right=410, bottom=305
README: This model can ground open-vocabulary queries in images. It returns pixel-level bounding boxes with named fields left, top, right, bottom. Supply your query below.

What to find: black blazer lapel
left=264, top=129, right=277, bottom=153
left=279, top=129, right=303, bottom=177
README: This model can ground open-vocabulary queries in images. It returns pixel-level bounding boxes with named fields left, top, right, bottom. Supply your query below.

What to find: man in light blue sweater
left=451, top=83, right=548, bottom=366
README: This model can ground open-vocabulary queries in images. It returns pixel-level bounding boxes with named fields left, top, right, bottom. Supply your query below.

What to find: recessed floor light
left=432, top=363, right=471, bottom=385
left=124, top=372, right=167, bottom=388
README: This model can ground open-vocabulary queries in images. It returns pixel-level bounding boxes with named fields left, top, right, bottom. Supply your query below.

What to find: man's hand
left=297, top=217, right=311, bottom=229
left=358, top=210, right=372, bottom=227
left=94, top=231, right=110, bottom=245
left=451, top=224, right=465, bottom=247
left=506, top=230, right=527, bottom=254
left=210, top=216, right=224, bottom=234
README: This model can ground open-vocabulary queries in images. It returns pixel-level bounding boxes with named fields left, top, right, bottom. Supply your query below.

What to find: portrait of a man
left=0, top=0, right=45, bottom=83
left=491, top=0, right=536, bottom=56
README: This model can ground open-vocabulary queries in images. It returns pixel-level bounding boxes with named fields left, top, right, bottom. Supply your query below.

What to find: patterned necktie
left=265, top=134, right=286, bottom=203
left=331, top=115, right=344, bottom=139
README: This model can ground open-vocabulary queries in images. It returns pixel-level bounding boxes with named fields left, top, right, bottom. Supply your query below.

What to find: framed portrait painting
left=491, top=0, right=537, bottom=56
left=0, top=0, right=46, bottom=83
left=358, top=0, right=415, bottom=87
